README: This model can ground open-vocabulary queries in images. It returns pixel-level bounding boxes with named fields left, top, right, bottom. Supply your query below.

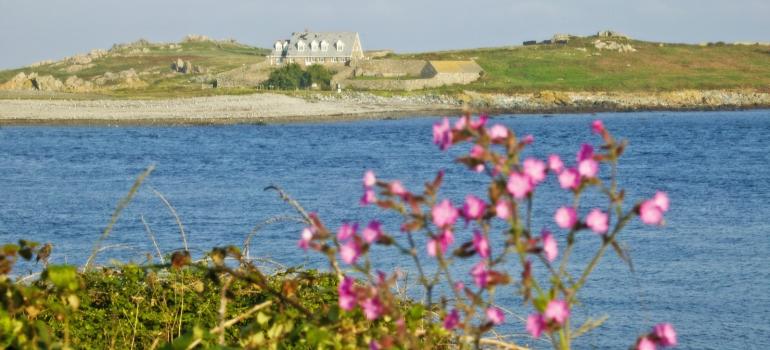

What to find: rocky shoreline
left=0, top=90, right=768, bottom=125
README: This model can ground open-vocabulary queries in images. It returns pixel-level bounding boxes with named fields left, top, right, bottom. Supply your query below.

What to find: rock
left=597, top=30, right=630, bottom=40
left=65, top=63, right=95, bottom=73
left=0, top=72, right=34, bottom=90
left=593, top=40, right=636, bottom=53
left=183, top=34, right=211, bottom=43
left=64, top=76, right=93, bottom=92
left=534, top=90, right=571, bottom=105
left=29, top=60, right=54, bottom=67
left=33, top=75, right=65, bottom=91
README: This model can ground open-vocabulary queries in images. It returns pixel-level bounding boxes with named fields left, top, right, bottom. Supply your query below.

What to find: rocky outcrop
left=171, top=59, right=205, bottom=74
left=182, top=34, right=211, bottom=43
left=92, top=69, right=147, bottom=89
left=64, top=76, right=94, bottom=92
left=593, top=40, right=636, bottom=53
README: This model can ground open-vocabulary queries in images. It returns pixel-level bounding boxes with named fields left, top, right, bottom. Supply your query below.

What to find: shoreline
left=0, top=90, right=768, bottom=126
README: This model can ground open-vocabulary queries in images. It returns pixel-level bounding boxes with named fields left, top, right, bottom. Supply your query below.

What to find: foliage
left=264, top=63, right=334, bottom=90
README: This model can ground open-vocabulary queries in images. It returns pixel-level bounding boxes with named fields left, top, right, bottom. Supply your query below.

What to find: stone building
left=269, top=31, right=364, bottom=66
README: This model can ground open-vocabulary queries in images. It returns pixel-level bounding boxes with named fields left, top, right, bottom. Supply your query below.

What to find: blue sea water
left=0, top=110, right=769, bottom=349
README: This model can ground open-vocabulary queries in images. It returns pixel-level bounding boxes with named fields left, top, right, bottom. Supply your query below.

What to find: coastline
left=0, top=90, right=768, bottom=125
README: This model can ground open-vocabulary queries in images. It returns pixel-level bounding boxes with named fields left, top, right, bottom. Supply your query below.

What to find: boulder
left=0, top=72, right=35, bottom=90
left=64, top=76, right=93, bottom=92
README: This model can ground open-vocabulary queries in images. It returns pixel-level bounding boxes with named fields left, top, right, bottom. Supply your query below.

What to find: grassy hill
left=1, top=35, right=768, bottom=99
left=395, top=37, right=770, bottom=93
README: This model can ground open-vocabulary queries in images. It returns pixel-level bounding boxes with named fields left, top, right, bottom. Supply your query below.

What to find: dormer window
left=310, top=40, right=319, bottom=51
left=297, top=41, right=306, bottom=52
left=274, top=41, right=283, bottom=51
left=320, top=40, right=329, bottom=52
left=336, top=40, right=344, bottom=52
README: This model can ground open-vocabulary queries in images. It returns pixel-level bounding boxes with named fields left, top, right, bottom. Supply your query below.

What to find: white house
left=269, top=31, right=364, bottom=66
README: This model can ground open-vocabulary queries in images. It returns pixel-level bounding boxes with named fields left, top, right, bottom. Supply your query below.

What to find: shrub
left=264, top=63, right=334, bottom=90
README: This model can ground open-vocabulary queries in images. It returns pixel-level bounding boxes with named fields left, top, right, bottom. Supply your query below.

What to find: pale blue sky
left=1, top=0, right=768, bottom=69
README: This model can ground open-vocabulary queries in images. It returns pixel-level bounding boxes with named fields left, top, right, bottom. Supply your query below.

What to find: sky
left=1, top=0, right=768, bottom=69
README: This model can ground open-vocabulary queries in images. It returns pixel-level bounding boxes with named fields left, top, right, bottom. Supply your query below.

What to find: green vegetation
left=263, top=63, right=334, bottom=90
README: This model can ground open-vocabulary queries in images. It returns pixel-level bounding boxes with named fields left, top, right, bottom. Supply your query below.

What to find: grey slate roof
left=270, top=32, right=361, bottom=58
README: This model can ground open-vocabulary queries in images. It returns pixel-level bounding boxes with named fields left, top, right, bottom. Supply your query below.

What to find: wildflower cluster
left=299, top=115, right=677, bottom=349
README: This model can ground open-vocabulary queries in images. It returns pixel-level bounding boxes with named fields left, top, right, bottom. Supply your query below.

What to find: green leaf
left=44, top=265, right=79, bottom=292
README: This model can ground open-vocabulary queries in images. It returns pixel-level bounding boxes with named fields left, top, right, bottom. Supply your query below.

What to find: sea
left=1, top=110, right=768, bottom=349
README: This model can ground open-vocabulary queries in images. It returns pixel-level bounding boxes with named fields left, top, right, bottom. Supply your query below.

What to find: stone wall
left=342, top=73, right=480, bottom=91
left=352, top=59, right=427, bottom=78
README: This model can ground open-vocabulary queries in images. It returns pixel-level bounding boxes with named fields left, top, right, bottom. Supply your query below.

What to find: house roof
left=271, top=32, right=360, bottom=58
left=428, top=60, right=483, bottom=74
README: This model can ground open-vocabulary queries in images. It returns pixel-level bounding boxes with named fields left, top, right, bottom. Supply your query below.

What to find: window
left=336, top=40, right=344, bottom=52
left=274, top=41, right=283, bottom=51
left=297, top=41, right=305, bottom=52
left=321, top=40, right=329, bottom=51
left=310, top=40, right=318, bottom=51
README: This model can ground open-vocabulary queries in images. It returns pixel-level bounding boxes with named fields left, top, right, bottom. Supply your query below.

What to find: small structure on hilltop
left=421, top=61, right=484, bottom=83
left=268, top=31, right=364, bottom=66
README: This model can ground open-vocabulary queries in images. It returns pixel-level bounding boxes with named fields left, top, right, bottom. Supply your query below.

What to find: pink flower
left=470, top=144, right=485, bottom=159
left=453, top=281, right=465, bottom=291
left=360, top=189, right=376, bottom=206
left=653, top=192, right=670, bottom=212
left=585, top=209, right=609, bottom=234
left=361, top=296, right=383, bottom=320
left=544, top=299, right=570, bottom=325
left=432, top=199, right=459, bottom=228
left=470, top=261, right=489, bottom=288
left=507, top=172, right=533, bottom=199
left=637, top=337, right=657, bottom=350
left=523, top=157, right=547, bottom=184
left=363, top=170, right=376, bottom=188
left=433, top=117, right=453, bottom=151
left=471, top=115, right=488, bottom=129
left=554, top=206, right=578, bottom=229
left=338, top=276, right=356, bottom=311
left=340, top=239, right=362, bottom=265
left=495, top=199, right=512, bottom=219
left=541, top=230, right=558, bottom=262
left=389, top=180, right=407, bottom=198
left=369, top=340, right=380, bottom=350
left=578, top=159, right=599, bottom=178
left=427, top=229, right=455, bottom=257
left=653, top=323, right=677, bottom=347
left=486, top=307, right=505, bottom=325
left=639, top=200, right=664, bottom=225
left=592, top=120, right=605, bottom=134
left=362, top=220, right=383, bottom=243
left=558, top=168, right=581, bottom=190
left=462, top=195, right=487, bottom=221
left=473, top=231, right=490, bottom=259
left=548, top=154, right=564, bottom=173
left=298, top=227, right=314, bottom=250
left=443, top=309, right=460, bottom=330
left=337, top=222, right=357, bottom=241
left=526, top=313, right=546, bottom=338
left=488, top=124, right=509, bottom=141
left=454, top=116, right=468, bottom=130
left=474, top=164, right=485, bottom=173
left=522, top=134, right=535, bottom=145
left=577, top=143, right=594, bottom=162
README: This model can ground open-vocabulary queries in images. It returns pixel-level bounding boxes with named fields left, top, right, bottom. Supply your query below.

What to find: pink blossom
left=298, top=227, right=314, bottom=250
left=338, top=276, right=356, bottom=311
left=548, top=154, right=564, bottom=173
left=544, top=299, right=570, bottom=325
left=486, top=307, right=505, bottom=325
left=470, top=144, right=485, bottom=158
left=432, top=199, right=459, bottom=228
left=433, top=117, right=453, bottom=151
left=470, top=261, right=490, bottom=288
left=653, top=323, right=677, bottom=347
left=554, top=206, right=578, bottom=229
left=495, top=199, right=512, bottom=219
left=454, top=116, right=468, bottom=130
left=340, top=239, right=362, bottom=265
left=585, top=209, right=609, bottom=234
left=462, top=195, right=487, bottom=221
left=360, top=189, right=376, bottom=206
left=639, top=200, right=665, bottom=226
left=369, top=340, right=380, bottom=350
left=541, top=230, right=558, bottom=262
left=522, top=134, right=535, bottom=145
left=389, top=180, right=407, bottom=198
left=653, top=192, right=670, bottom=212
left=473, top=231, right=490, bottom=259
left=363, top=170, right=376, bottom=188
left=471, top=115, right=488, bottom=129
left=523, top=157, right=547, bottom=184
left=592, top=120, right=605, bottom=134
left=577, top=143, right=594, bottom=162
left=637, top=337, right=657, bottom=350
left=526, top=313, right=546, bottom=338
left=337, top=222, right=357, bottom=241
left=443, top=309, right=460, bottom=330
left=427, top=229, right=455, bottom=257
left=488, top=124, right=509, bottom=141
left=578, top=159, right=599, bottom=178
left=558, top=168, right=581, bottom=190
left=507, top=172, right=533, bottom=199
left=474, top=164, right=485, bottom=173
left=453, top=281, right=465, bottom=291
left=361, top=296, right=383, bottom=320
left=362, top=220, right=383, bottom=243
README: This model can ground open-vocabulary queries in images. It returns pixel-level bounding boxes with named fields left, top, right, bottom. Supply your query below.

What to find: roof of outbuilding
left=428, top=60, right=483, bottom=74
left=271, top=32, right=360, bottom=58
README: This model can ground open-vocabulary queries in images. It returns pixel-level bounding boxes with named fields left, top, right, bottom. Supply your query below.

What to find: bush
left=264, top=63, right=334, bottom=90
